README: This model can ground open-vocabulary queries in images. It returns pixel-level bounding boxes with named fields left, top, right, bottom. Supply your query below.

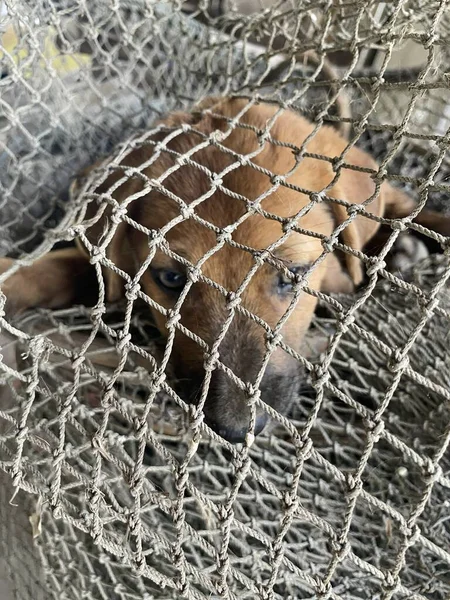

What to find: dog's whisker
left=369, top=295, right=407, bottom=338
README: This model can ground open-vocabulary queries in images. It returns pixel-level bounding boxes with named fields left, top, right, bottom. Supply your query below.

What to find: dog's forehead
left=136, top=183, right=329, bottom=283
left=133, top=103, right=337, bottom=271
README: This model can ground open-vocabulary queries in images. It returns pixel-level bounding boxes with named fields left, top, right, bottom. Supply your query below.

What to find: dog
left=1, top=96, right=449, bottom=443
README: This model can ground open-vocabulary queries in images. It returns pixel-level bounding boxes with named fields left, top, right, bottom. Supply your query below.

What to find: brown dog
left=1, top=97, right=449, bottom=442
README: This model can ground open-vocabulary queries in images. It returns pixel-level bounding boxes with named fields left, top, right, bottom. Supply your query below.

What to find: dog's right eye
left=276, top=265, right=309, bottom=295
left=151, top=268, right=186, bottom=291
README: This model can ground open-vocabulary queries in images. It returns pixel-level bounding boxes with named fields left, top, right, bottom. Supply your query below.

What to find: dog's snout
left=214, top=412, right=269, bottom=444
left=174, top=318, right=300, bottom=443
left=203, top=369, right=268, bottom=443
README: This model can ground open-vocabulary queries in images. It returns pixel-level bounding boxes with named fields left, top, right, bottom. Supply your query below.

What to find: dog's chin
left=175, top=369, right=302, bottom=444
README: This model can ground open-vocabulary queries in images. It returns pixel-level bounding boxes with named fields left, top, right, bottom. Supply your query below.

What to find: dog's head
left=77, top=97, right=391, bottom=442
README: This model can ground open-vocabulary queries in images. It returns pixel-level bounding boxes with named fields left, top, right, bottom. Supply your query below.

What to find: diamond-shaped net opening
left=1, top=1, right=450, bottom=599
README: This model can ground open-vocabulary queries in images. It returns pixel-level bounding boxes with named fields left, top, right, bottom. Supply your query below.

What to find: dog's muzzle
left=174, top=317, right=300, bottom=443
left=180, top=367, right=299, bottom=444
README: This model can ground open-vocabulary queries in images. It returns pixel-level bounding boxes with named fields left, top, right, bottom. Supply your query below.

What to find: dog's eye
left=152, top=268, right=186, bottom=291
left=276, top=265, right=308, bottom=294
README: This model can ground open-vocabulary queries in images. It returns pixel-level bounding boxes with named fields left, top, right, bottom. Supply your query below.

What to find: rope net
left=0, top=1, right=449, bottom=599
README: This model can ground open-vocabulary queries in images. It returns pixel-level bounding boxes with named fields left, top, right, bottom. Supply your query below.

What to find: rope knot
left=364, top=418, right=385, bottom=441
left=217, top=229, right=232, bottom=244
left=125, top=282, right=140, bottom=301
left=205, top=350, right=220, bottom=366
left=332, top=156, right=344, bottom=171
left=366, top=258, right=386, bottom=276
left=117, top=332, right=131, bottom=350
left=89, top=247, right=104, bottom=265
left=188, top=267, right=201, bottom=284
left=383, top=572, right=400, bottom=594
left=270, top=174, right=285, bottom=186
left=111, top=206, right=127, bottom=223
left=166, top=310, right=181, bottom=329
left=400, top=522, right=421, bottom=544
left=266, top=331, right=283, bottom=350
left=180, top=205, right=194, bottom=220
left=312, top=366, right=330, bottom=388
left=329, top=539, right=351, bottom=561
left=387, top=349, right=409, bottom=372
left=227, top=293, right=241, bottom=310
left=423, top=459, right=442, bottom=483
left=390, top=219, right=407, bottom=232
left=210, top=173, right=223, bottom=187
left=346, top=203, right=363, bottom=218
left=322, top=237, right=335, bottom=253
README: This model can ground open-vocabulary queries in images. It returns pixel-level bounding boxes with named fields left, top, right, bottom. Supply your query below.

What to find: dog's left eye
left=152, top=269, right=186, bottom=291
left=276, top=266, right=308, bottom=294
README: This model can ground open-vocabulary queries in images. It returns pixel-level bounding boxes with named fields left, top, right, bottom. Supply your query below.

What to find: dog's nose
left=177, top=372, right=264, bottom=442
left=213, top=412, right=268, bottom=444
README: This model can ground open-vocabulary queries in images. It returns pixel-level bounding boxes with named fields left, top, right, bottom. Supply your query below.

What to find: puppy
left=1, top=97, right=449, bottom=443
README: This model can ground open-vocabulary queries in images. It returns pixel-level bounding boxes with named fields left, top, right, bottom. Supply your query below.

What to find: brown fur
left=1, top=97, right=449, bottom=442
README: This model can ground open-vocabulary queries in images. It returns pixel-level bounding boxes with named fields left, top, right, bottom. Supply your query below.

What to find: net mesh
left=1, top=1, right=450, bottom=599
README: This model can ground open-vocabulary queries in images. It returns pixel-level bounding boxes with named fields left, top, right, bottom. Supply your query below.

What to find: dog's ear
left=320, top=252, right=355, bottom=294
left=325, top=145, right=387, bottom=288
left=72, top=162, right=140, bottom=303
left=71, top=108, right=204, bottom=303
